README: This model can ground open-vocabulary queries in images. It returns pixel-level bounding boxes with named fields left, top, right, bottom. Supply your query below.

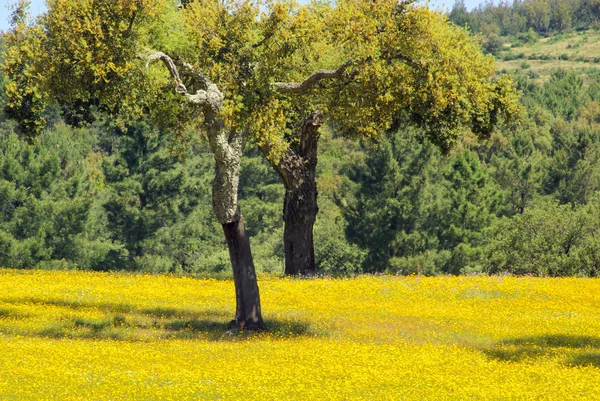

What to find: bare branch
left=272, top=52, right=420, bottom=96
left=143, top=51, right=187, bottom=94
left=141, top=51, right=223, bottom=111
left=273, top=60, right=354, bottom=94
left=391, top=53, right=420, bottom=69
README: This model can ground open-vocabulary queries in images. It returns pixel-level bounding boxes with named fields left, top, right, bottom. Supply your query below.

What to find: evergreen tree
left=0, top=123, right=126, bottom=270
left=340, top=129, right=503, bottom=275
left=100, top=120, right=223, bottom=273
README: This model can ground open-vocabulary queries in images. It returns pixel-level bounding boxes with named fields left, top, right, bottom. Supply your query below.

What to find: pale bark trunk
left=208, top=118, right=264, bottom=330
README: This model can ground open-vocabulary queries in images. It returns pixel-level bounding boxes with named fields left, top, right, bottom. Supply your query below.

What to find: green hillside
left=496, top=29, right=600, bottom=84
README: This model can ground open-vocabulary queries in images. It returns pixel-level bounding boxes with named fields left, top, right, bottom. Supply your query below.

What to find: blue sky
left=0, top=0, right=485, bottom=32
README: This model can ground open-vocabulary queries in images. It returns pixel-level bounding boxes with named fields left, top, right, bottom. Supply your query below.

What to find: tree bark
left=210, top=124, right=264, bottom=330
left=222, top=217, right=263, bottom=330
left=283, top=167, right=318, bottom=275
left=264, top=111, right=323, bottom=276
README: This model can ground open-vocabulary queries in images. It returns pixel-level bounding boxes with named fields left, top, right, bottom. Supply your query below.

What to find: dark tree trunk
left=222, top=217, right=264, bottom=330
left=283, top=164, right=318, bottom=276
left=265, top=111, right=323, bottom=276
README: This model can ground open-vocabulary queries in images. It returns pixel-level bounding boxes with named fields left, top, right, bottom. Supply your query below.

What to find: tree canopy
left=4, top=0, right=519, bottom=150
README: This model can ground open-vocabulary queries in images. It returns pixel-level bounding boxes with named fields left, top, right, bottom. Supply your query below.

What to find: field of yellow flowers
left=0, top=269, right=599, bottom=400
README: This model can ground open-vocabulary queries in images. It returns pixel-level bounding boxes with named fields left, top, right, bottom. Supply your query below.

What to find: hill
left=496, top=29, right=600, bottom=85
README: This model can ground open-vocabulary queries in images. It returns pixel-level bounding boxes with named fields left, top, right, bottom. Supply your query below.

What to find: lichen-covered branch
left=142, top=51, right=223, bottom=112
left=143, top=51, right=186, bottom=94
left=174, top=57, right=210, bottom=89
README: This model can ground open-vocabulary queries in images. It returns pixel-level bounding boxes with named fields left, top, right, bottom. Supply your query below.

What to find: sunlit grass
left=0, top=269, right=599, bottom=400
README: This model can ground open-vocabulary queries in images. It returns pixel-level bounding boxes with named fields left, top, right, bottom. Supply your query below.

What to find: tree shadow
left=0, top=307, right=28, bottom=319
left=0, top=297, right=316, bottom=342
left=570, top=353, right=600, bottom=368
left=481, top=334, right=600, bottom=368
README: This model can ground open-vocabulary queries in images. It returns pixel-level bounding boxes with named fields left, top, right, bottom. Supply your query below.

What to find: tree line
left=5, top=64, right=600, bottom=279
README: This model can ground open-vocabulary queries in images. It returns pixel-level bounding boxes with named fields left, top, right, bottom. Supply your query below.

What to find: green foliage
left=99, top=120, right=225, bottom=273
left=339, top=129, right=502, bottom=275
left=2, top=64, right=600, bottom=277
left=340, top=129, right=436, bottom=273
left=312, top=130, right=368, bottom=275
left=485, top=198, right=600, bottom=276
left=238, top=150, right=285, bottom=274
left=0, top=123, right=126, bottom=270
left=324, top=4, right=519, bottom=152
left=238, top=152, right=284, bottom=238
left=2, top=3, right=48, bottom=140
left=544, top=110, right=600, bottom=204
left=484, top=116, right=548, bottom=215
left=2, top=0, right=600, bottom=280
left=540, top=70, right=585, bottom=120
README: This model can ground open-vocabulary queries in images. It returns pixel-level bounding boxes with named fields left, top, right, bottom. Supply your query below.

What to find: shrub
left=388, top=250, right=451, bottom=276
left=483, top=197, right=600, bottom=277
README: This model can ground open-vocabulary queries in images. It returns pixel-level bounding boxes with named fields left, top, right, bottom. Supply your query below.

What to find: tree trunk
left=222, top=217, right=263, bottom=330
left=151, top=54, right=264, bottom=330
left=283, top=168, right=318, bottom=275
left=210, top=122, right=264, bottom=330
left=264, top=111, right=323, bottom=276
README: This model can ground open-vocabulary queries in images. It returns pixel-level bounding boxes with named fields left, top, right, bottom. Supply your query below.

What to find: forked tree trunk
left=266, top=111, right=323, bottom=276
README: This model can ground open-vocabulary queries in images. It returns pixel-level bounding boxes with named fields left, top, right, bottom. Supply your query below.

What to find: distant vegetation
left=449, top=0, right=600, bottom=53
left=3, top=1, right=600, bottom=277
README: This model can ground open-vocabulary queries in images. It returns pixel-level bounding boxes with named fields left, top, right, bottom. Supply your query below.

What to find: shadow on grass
left=1, top=297, right=315, bottom=342
left=0, top=308, right=27, bottom=319
left=482, top=334, right=600, bottom=368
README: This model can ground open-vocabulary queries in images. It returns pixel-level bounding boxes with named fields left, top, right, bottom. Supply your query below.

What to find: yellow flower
left=0, top=269, right=598, bottom=400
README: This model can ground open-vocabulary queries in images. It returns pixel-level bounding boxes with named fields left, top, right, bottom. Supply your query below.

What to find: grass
left=0, top=269, right=599, bottom=400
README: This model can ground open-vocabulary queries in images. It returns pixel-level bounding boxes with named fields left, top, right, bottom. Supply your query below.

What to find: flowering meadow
left=0, top=269, right=598, bottom=400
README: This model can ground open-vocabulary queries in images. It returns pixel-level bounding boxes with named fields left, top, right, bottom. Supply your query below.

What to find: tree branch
left=125, top=9, right=138, bottom=37
left=143, top=51, right=187, bottom=94
left=273, top=60, right=354, bottom=94
left=271, top=53, right=418, bottom=95
left=141, top=51, right=223, bottom=110
left=174, top=57, right=210, bottom=89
